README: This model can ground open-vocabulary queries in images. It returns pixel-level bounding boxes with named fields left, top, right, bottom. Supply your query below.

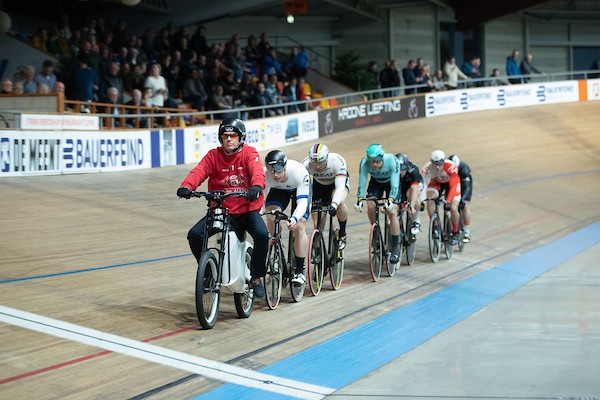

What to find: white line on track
left=0, top=305, right=335, bottom=400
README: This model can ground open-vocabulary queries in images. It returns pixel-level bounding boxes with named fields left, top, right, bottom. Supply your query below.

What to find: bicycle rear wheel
left=265, top=241, right=283, bottom=310
left=444, top=212, right=454, bottom=259
left=428, top=213, right=442, bottom=263
left=369, top=224, right=383, bottom=281
left=195, top=251, right=221, bottom=329
left=329, top=228, right=344, bottom=290
left=307, top=229, right=325, bottom=296
left=234, top=247, right=254, bottom=319
left=405, top=212, right=417, bottom=266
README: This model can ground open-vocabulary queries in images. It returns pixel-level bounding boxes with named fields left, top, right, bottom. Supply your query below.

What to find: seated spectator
left=286, top=46, right=308, bottom=78
left=248, top=82, right=277, bottom=118
left=209, top=83, right=240, bottom=119
left=182, top=68, right=208, bottom=110
left=432, top=69, right=446, bottom=91
left=417, top=64, right=434, bottom=93
left=22, top=66, right=38, bottom=94
left=486, top=68, right=509, bottom=86
left=144, top=62, right=169, bottom=107
left=35, top=60, right=58, bottom=90
left=13, top=81, right=24, bottom=94
left=37, top=83, right=51, bottom=94
left=283, top=76, right=301, bottom=113
left=126, top=88, right=149, bottom=128
left=244, top=34, right=261, bottom=69
left=262, top=47, right=285, bottom=80
left=264, top=74, right=285, bottom=115
left=102, top=87, right=131, bottom=128
left=1, top=79, right=13, bottom=94
left=99, top=60, right=125, bottom=103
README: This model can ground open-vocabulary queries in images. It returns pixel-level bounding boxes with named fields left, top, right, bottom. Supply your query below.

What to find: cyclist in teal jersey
left=355, top=144, right=402, bottom=264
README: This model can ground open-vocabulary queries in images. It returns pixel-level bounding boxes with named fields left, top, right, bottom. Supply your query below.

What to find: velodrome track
left=1, top=101, right=599, bottom=399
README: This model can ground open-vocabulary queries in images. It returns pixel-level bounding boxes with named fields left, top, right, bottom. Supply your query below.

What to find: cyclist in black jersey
left=449, top=154, right=472, bottom=242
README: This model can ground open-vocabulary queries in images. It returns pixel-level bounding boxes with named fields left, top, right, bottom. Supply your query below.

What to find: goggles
left=267, top=163, right=285, bottom=173
left=221, top=132, right=239, bottom=140
left=431, top=158, right=444, bottom=166
left=367, top=156, right=383, bottom=163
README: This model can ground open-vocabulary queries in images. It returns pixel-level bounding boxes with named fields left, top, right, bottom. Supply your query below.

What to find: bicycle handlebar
left=191, top=190, right=248, bottom=203
left=358, top=196, right=388, bottom=205
left=262, top=209, right=291, bottom=222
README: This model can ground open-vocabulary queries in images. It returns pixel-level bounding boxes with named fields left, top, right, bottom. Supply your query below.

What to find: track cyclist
left=356, top=144, right=402, bottom=264
left=302, top=143, right=350, bottom=248
left=421, top=150, right=462, bottom=245
left=264, top=150, right=311, bottom=285
left=449, top=154, right=473, bottom=242
left=395, top=153, right=424, bottom=234
left=176, top=117, right=268, bottom=298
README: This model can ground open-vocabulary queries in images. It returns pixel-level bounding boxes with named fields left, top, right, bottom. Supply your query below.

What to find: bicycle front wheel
left=329, top=228, right=344, bottom=290
left=457, top=214, right=465, bottom=252
left=428, top=213, right=442, bottom=263
left=385, top=217, right=396, bottom=277
left=195, top=251, right=221, bottom=329
left=405, top=212, right=417, bottom=266
left=307, top=229, right=325, bottom=296
left=369, top=224, right=383, bottom=281
left=265, top=241, right=283, bottom=310
left=234, top=247, right=254, bottom=319
left=444, top=213, right=454, bottom=260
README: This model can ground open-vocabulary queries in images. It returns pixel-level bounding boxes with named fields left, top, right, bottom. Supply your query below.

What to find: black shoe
left=450, top=232, right=459, bottom=246
left=338, top=234, right=347, bottom=250
left=251, top=278, right=265, bottom=298
left=389, top=245, right=400, bottom=264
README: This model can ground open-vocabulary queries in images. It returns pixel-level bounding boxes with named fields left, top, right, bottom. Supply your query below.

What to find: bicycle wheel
left=385, top=217, right=396, bottom=276
left=234, top=247, right=254, bottom=319
left=307, top=229, right=325, bottom=296
left=457, top=214, right=465, bottom=252
left=444, top=212, right=454, bottom=259
left=369, top=223, right=383, bottom=281
left=264, top=241, right=283, bottom=310
left=329, top=228, right=344, bottom=290
left=195, top=251, right=221, bottom=329
left=405, top=212, right=417, bottom=266
left=288, top=235, right=305, bottom=302
left=428, top=213, right=442, bottom=263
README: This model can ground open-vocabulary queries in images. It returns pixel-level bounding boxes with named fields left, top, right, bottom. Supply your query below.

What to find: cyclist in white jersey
left=302, top=143, right=350, bottom=248
left=264, top=150, right=310, bottom=285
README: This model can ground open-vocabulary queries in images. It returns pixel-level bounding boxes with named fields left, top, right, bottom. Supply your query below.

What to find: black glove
left=328, top=204, right=338, bottom=217
left=246, top=185, right=262, bottom=202
left=177, top=187, right=192, bottom=199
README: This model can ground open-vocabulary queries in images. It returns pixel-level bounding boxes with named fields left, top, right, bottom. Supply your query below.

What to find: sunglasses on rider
left=267, top=163, right=285, bottom=174
left=367, top=156, right=383, bottom=163
left=431, top=159, right=444, bottom=165
left=221, top=132, right=239, bottom=140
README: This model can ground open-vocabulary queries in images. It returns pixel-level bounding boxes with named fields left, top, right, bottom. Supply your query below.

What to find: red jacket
left=181, top=145, right=265, bottom=215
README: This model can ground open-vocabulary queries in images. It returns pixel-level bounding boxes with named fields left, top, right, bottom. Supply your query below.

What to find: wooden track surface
left=1, top=101, right=600, bottom=399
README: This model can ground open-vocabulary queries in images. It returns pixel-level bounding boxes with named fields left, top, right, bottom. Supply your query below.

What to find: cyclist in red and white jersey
left=421, top=150, right=462, bottom=245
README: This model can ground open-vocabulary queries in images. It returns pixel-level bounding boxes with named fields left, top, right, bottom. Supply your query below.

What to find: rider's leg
left=408, top=185, right=422, bottom=227
left=388, top=204, right=401, bottom=263
left=462, top=200, right=471, bottom=236
left=240, top=211, right=269, bottom=280
left=291, top=220, right=308, bottom=275
left=265, top=204, right=281, bottom=237
left=337, top=202, right=348, bottom=236
left=426, top=188, right=438, bottom=218
left=366, top=200, right=376, bottom=224
left=187, top=217, right=208, bottom=262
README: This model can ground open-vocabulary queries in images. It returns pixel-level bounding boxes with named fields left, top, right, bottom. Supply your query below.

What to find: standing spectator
left=590, top=56, right=600, bottom=79
left=417, top=64, right=434, bottom=93
left=414, top=58, right=424, bottom=80
left=22, top=66, right=38, bottom=94
left=380, top=59, right=400, bottom=97
left=364, top=60, right=381, bottom=99
left=257, top=31, right=271, bottom=61
left=1, top=79, right=13, bottom=94
left=123, top=62, right=147, bottom=94
left=144, top=63, right=169, bottom=107
left=74, top=53, right=99, bottom=107
left=462, top=56, right=482, bottom=87
left=283, top=76, right=301, bottom=113
left=520, top=53, right=543, bottom=83
left=402, top=59, right=418, bottom=94
left=506, top=49, right=522, bottom=84
left=443, top=56, right=469, bottom=90
left=486, top=68, right=509, bottom=86
left=262, top=47, right=285, bottom=80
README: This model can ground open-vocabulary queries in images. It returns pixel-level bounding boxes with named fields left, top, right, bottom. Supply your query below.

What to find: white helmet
left=308, top=143, right=329, bottom=163
left=430, top=150, right=445, bottom=165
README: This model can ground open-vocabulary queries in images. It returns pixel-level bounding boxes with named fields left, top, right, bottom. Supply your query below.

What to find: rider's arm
left=181, top=149, right=215, bottom=189
left=388, top=155, right=401, bottom=200
left=331, top=154, right=349, bottom=207
left=292, top=171, right=311, bottom=223
left=445, top=162, right=461, bottom=203
left=356, top=158, right=369, bottom=199
left=246, top=146, right=266, bottom=190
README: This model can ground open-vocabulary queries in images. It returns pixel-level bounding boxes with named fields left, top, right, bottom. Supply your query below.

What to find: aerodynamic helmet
left=430, top=150, right=446, bottom=165
left=395, top=153, right=409, bottom=171
left=265, top=150, right=288, bottom=173
left=218, top=117, right=247, bottom=146
left=366, top=144, right=384, bottom=160
left=308, top=143, right=329, bottom=163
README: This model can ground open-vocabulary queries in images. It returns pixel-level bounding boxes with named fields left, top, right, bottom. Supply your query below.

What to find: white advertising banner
left=587, top=79, right=600, bottom=101
left=20, top=114, right=100, bottom=131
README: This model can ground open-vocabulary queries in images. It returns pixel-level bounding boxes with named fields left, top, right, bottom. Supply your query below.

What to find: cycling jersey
left=357, top=153, right=400, bottom=200
left=421, top=159, right=461, bottom=203
left=302, top=152, right=349, bottom=207
left=181, top=144, right=265, bottom=215
left=265, top=159, right=311, bottom=222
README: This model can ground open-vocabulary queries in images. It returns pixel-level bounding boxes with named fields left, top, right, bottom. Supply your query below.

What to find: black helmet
left=395, top=153, right=409, bottom=171
left=448, top=154, right=461, bottom=167
left=265, top=150, right=287, bottom=173
left=218, top=117, right=246, bottom=146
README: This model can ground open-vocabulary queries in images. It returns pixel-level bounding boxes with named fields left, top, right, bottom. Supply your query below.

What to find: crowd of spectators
left=4, top=14, right=313, bottom=120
